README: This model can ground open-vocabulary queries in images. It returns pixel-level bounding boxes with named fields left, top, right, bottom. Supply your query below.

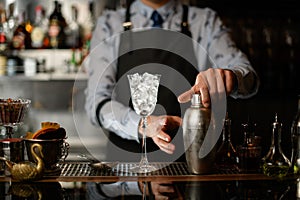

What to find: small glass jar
left=261, top=114, right=291, bottom=178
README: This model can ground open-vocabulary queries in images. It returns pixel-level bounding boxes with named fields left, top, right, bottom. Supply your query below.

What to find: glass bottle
left=0, top=9, right=8, bottom=52
left=261, top=114, right=291, bottom=178
left=215, top=114, right=239, bottom=171
left=11, top=11, right=32, bottom=50
left=31, top=5, right=48, bottom=48
left=69, top=48, right=77, bottom=73
left=48, top=0, right=67, bottom=48
left=65, top=5, right=82, bottom=48
left=6, top=3, right=17, bottom=43
left=291, top=95, right=300, bottom=174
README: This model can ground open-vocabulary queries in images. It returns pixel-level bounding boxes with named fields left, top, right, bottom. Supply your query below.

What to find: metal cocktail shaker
left=182, top=94, right=213, bottom=174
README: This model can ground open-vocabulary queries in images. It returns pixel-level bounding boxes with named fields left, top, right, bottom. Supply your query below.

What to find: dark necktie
left=151, top=10, right=163, bottom=28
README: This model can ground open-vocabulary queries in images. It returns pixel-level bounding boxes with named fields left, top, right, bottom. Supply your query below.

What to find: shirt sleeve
left=197, top=8, right=260, bottom=99
left=85, top=10, right=141, bottom=142
left=86, top=182, right=142, bottom=199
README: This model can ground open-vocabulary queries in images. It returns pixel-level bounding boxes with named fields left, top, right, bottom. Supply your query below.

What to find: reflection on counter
left=1, top=180, right=298, bottom=200
left=1, top=182, right=64, bottom=200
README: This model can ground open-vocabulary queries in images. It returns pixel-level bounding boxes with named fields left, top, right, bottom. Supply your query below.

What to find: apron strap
left=181, top=4, right=192, bottom=37
left=123, top=1, right=133, bottom=31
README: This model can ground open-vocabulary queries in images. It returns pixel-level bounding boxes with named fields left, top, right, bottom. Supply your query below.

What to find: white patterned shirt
left=85, top=0, right=259, bottom=141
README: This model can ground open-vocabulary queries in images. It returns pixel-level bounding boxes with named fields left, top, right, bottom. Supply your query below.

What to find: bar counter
left=0, top=161, right=299, bottom=199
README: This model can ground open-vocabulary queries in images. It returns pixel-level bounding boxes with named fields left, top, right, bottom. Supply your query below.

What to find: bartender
left=85, top=0, right=259, bottom=162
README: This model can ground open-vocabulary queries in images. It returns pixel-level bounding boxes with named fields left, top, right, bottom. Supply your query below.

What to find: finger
left=164, top=116, right=182, bottom=129
left=177, top=89, right=194, bottom=103
left=219, top=68, right=226, bottom=87
left=156, top=130, right=171, bottom=142
left=158, top=185, right=175, bottom=193
left=199, top=86, right=210, bottom=108
left=224, top=70, right=235, bottom=95
left=153, top=137, right=175, bottom=154
left=195, top=73, right=210, bottom=107
left=153, top=195, right=169, bottom=200
left=159, top=142, right=175, bottom=154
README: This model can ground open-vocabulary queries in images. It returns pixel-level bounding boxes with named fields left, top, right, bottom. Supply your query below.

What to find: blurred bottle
left=31, top=5, right=49, bottom=49
left=0, top=9, right=7, bottom=76
left=261, top=114, right=291, bottom=178
left=0, top=8, right=8, bottom=52
left=25, top=15, right=33, bottom=36
left=11, top=11, right=32, bottom=50
left=65, top=5, right=82, bottom=48
left=69, top=48, right=77, bottom=73
left=6, top=3, right=17, bottom=43
left=291, top=95, right=300, bottom=174
left=48, top=0, right=67, bottom=48
left=215, top=114, right=239, bottom=171
left=78, top=0, right=94, bottom=68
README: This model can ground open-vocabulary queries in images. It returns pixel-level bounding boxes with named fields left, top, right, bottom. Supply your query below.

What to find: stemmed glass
left=128, top=72, right=161, bottom=173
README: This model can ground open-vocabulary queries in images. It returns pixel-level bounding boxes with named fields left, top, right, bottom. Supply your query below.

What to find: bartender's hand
left=139, top=181, right=176, bottom=199
left=178, top=68, right=237, bottom=107
left=139, top=115, right=181, bottom=154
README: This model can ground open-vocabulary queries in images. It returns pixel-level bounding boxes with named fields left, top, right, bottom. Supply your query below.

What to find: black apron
left=104, top=4, right=199, bottom=162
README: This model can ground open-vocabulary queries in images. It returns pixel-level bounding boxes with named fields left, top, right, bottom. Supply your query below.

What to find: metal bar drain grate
left=56, top=162, right=194, bottom=177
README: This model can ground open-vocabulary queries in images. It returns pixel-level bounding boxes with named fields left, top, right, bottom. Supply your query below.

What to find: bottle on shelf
left=215, top=113, right=239, bottom=171
left=11, top=11, right=32, bottom=50
left=65, top=5, right=82, bottom=49
left=69, top=48, right=78, bottom=73
left=0, top=8, right=8, bottom=76
left=0, top=8, right=8, bottom=52
left=291, top=95, right=300, bottom=174
left=31, top=5, right=49, bottom=49
left=6, top=3, right=17, bottom=43
left=261, top=114, right=291, bottom=178
left=25, top=15, right=33, bottom=36
left=48, top=0, right=67, bottom=49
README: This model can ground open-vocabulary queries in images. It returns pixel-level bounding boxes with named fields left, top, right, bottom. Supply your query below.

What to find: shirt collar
left=135, top=0, right=176, bottom=21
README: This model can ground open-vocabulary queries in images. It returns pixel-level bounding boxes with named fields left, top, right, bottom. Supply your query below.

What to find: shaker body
left=182, top=94, right=213, bottom=174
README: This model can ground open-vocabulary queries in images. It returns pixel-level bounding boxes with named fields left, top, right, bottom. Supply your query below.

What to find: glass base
left=130, top=163, right=158, bottom=173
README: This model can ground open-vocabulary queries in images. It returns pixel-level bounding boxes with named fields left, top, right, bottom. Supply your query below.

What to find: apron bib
left=106, top=5, right=199, bottom=162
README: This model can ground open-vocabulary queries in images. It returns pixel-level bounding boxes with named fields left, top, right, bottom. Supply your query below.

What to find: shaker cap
left=191, top=94, right=202, bottom=107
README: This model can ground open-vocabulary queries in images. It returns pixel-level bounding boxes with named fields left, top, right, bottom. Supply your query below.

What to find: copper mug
left=24, top=138, right=69, bottom=171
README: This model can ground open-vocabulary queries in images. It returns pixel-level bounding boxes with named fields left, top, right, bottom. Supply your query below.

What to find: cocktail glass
left=128, top=72, right=160, bottom=173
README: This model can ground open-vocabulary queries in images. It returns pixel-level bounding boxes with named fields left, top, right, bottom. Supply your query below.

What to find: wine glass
left=128, top=72, right=161, bottom=173
left=0, top=98, right=31, bottom=138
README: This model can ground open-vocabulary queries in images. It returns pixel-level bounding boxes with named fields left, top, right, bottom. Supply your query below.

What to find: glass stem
left=140, top=116, right=149, bottom=166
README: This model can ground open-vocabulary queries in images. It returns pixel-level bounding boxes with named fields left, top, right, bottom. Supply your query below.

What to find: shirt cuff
left=100, top=100, right=141, bottom=142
